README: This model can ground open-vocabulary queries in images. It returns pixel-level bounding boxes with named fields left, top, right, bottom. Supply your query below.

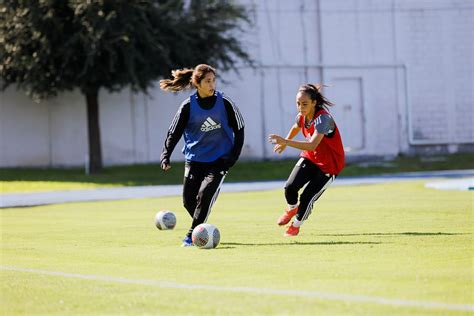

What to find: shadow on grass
left=220, top=241, right=382, bottom=247
left=215, top=232, right=466, bottom=249
left=316, top=232, right=467, bottom=237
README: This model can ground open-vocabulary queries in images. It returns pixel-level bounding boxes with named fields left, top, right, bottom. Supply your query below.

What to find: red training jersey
left=298, top=108, right=345, bottom=175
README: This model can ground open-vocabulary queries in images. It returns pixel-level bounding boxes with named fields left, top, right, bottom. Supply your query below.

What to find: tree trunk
left=85, top=89, right=103, bottom=174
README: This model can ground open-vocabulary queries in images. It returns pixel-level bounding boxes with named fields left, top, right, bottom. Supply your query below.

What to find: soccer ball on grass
left=192, top=223, right=220, bottom=249
left=154, top=210, right=176, bottom=230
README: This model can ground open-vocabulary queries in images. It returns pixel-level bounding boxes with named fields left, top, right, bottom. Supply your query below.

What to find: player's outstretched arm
left=269, top=123, right=300, bottom=154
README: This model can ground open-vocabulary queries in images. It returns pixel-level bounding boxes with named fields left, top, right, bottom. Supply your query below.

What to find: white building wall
left=1, top=88, right=52, bottom=166
left=319, top=0, right=404, bottom=156
left=394, top=0, right=474, bottom=144
left=0, top=0, right=472, bottom=167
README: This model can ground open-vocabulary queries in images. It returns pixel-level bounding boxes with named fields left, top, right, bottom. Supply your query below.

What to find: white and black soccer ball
left=192, top=223, right=220, bottom=249
left=154, top=210, right=176, bottom=230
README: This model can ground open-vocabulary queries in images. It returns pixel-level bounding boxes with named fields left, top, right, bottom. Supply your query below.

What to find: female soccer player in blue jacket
left=160, top=64, right=245, bottom=246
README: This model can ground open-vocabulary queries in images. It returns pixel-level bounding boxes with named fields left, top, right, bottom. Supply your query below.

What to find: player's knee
left=284, top=182, right=298, bottom=195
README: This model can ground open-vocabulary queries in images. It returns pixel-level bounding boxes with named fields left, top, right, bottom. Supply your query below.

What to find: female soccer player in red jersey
left=268, top=84, right=345, bottom=237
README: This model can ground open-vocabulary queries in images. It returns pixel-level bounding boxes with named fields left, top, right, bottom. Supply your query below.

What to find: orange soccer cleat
left=284, top=224, right=300, bottom=237
left=277, top=205, right=298, bottom=226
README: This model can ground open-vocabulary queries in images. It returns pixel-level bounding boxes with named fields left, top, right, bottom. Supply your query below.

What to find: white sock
left=287, top=203, right=298, bottom=210
left=292, top=218, right=302, bottom=227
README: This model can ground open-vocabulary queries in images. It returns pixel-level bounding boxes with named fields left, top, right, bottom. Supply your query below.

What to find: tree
left=1, top=0, right=252, bottom=173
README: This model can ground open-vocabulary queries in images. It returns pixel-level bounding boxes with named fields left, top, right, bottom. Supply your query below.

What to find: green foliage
left=0, top=0, right=253, bottom=173
left=0, top=0, right=253, bottom=99
left=184, top=0, right=253, bottom=71
left=1, top=1, right=77, bottom=99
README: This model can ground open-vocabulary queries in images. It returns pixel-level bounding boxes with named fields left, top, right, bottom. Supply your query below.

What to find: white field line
left=1, top=265, right=473, bottom=312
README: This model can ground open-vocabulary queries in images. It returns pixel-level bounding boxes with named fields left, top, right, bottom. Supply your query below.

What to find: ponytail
left=160, top=64, right=216, bottom=92
left=299, top=83, right=334, bottom=109
left=159, top=68, right=194, bottom=92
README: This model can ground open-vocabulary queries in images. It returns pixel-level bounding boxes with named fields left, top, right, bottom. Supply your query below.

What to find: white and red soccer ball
left=192, top=223, right=220, bottom=249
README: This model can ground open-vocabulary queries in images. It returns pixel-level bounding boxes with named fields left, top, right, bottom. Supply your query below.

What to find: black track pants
left=284, top=158, right=336, bottom=222
left=183, top=161, right=227, bottom=237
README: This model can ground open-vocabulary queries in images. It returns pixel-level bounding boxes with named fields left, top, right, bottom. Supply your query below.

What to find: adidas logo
left=200, top=117, right=221, bottom=132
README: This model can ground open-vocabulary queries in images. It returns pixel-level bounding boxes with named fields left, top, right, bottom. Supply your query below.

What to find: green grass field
left=1, top=180, right=473, bottom=315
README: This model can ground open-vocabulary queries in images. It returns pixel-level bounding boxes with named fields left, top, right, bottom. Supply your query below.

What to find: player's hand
left=161, top=161, right=171, bottom=171
left=273, top=144, right=287, bottom=154
left=268, top=134, right=285, bottom=145
left=268, top=134, right=287, bottom=154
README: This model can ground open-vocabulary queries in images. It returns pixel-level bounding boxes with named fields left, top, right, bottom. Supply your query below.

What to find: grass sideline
left=1, top=153, right=473, bottom=193
left=1, top=181, right=473, bottom=315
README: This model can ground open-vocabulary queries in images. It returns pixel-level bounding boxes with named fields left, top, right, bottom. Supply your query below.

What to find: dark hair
left=159, top=64, right=216, bottom=92
left=298, top=83, right=334, bottom=109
